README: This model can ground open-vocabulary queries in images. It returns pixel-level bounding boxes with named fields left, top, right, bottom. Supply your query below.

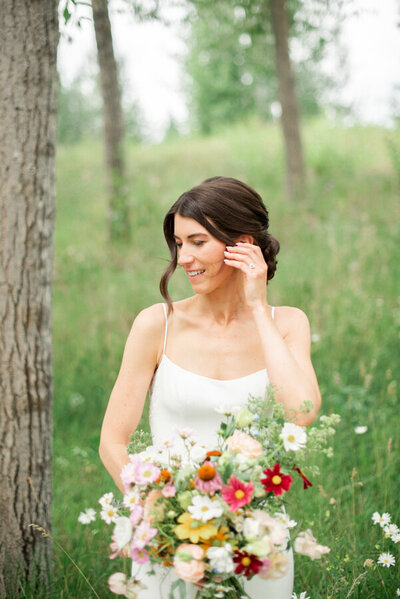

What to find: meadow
left=49, top=118, right=399, bottom=598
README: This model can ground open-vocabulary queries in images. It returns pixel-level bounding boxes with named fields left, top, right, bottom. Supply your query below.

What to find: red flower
left=233, top=550, right=263, bottom=578
left=293, top=465, right=312, bottom=490
left=260, top=462, right=292, bottom=496
left=221, top=476, right=254, bottom=512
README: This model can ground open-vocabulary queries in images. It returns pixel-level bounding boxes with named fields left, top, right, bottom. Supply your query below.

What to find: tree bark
left=92, top=0, right=130, bottom=241
left=0, top=0, right=58, bottom=594
left=270, top=0, right=305, bottom=200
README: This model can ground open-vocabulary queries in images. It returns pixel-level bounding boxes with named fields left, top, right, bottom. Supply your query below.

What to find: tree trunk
left=0, top=0, right=58, bottom=594
left=92, top=0, right=130, bottom=241
left=270, top=0, right=305, bottom=200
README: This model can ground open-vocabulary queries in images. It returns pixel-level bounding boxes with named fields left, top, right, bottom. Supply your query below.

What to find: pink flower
left=120, top=462, right=136, bottom=493
left=129, top=504, right=144, bottom=526
left=226, top=431, right=263, bottom=459
left=132, top=520, right=158, bottom=550
left=221, top=476, right=254, bottom=511
left=194, top=462, right=223, bottom=495
left=162, top=483, right=177, bottom=497
left=131, top=546, right=149, bottom=564
left=173, top=543, right=205, bottom=583
left=108, top=572, right=146, bottom=597
left=109, top=536, right=131, bottom=560
left=257, top=557, right=271, bottom=578
left=108, top=572, right=128, bottom=595
left=294, top=529, right=331, bottom=560
left=133, top=461, right=161, bottom=486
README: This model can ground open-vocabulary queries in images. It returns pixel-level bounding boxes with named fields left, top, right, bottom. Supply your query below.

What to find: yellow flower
left=174, top=512, right=218, bottom=544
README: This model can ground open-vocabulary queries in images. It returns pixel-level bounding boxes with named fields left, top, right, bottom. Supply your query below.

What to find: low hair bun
left=262, top=233, right=280, bottom=280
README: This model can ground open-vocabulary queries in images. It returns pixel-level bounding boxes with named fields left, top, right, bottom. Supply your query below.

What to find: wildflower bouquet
left=79, top=391, right=340, bottom=598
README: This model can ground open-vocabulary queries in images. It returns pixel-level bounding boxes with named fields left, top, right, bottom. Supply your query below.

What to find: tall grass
left=46, top=117, right=400, bottom=598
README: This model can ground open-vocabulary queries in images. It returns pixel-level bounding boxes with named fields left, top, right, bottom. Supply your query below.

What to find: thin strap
left=271, top=306, right=275, bottom=319
left=161, top=303, right=168, bottom=353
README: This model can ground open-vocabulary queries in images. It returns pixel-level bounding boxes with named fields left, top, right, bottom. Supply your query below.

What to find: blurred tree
left=92, top=0, right=130, bottom=241
left=270, top=0, right=304, bottom=198
left=185, top=0, right=346, bottom=199
left=0, top=0, right=58, bottom=594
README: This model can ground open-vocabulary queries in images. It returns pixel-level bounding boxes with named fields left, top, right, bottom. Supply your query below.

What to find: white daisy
left=372, top=512, right=391, bottom=527
left=292, top=593, right=310, bottom=599
left=99, top=492, right=114, bottom=508
left=207, top=544, right=235, bottom=573
left=100, top=505, right=119, bottom=524
left=275, top=511, right=297, bottom=529
left=280, top=422, right=307, bottom=452
left=177, top=427, right=195, bottom=439
left=396, top=588, right=400, bottom=596
left=391, top=532, right=400, bottom=544
left=377, top=552, right=395, bottom=567
left=78, top=508, right=96, bottom=524
left=188, top=495, right=223, bottom=522
left=384, top=523, right=399, bottom=536
left=354, top=426, right=368, bottom=434
left=123, top=490, right=141, bottom=510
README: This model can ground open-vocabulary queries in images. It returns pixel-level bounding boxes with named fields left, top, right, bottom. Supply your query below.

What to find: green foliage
left=57, top=75, right=102, bottom=144
left=185, top=0, right=346, bottom=133
left=45, top=119, right=400, bottom=598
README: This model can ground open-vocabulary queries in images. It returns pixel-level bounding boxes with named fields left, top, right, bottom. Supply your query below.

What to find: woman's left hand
left=224, top=242, right=268, bottom=309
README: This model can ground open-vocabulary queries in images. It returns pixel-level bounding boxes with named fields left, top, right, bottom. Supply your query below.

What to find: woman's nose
left=178, top=247, right=194, bottom=265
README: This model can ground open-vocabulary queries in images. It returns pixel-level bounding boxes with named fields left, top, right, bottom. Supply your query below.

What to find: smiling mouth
left=187, top=270, right=205, bottom=278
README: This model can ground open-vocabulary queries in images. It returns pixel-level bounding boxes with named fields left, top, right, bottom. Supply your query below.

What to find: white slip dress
left=132, top=304, right=294, bottom=598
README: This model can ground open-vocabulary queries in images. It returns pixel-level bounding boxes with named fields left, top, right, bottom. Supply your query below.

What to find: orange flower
left=206, top=450, right=222, bottom=457
left=156, top=469, right=171, bottom=483
left=198, top=464, right=216, bottom=481
left=199, top=526, right=231, bottom=552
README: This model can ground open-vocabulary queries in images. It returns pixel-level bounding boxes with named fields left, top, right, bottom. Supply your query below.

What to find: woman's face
left=174, top=214, right=234, bottom=292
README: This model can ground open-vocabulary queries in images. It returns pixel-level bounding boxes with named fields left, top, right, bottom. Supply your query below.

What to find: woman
left=99, top=176, right=321, bottom=598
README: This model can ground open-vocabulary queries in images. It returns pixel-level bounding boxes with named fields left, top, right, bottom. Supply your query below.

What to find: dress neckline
left=160, top=354, right=267, bottom=383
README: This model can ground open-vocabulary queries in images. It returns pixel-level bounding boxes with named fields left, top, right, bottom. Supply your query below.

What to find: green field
left=50, top=118, right=399, bottom=598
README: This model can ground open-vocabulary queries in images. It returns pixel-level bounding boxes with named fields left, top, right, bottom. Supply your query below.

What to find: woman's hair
left=160, top=176, right=280, bottom=309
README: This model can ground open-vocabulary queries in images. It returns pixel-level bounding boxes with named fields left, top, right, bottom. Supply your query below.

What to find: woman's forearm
left=99, top=441, right=131, bottom=494
left=252, top=305, right=320, bottom=425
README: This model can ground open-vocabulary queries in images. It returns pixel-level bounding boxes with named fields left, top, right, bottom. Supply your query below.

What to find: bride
left=99, top=176, right=321, bottom=598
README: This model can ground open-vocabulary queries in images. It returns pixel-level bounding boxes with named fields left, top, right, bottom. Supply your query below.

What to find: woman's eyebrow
left=173, top=232, right=209, bottom=240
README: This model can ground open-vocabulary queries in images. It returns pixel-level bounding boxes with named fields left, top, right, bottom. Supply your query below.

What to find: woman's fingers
left=223, top=257, right=248, bottom=271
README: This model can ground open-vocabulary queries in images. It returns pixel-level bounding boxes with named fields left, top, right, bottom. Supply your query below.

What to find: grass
left=46, top=117, right=400, bottom=598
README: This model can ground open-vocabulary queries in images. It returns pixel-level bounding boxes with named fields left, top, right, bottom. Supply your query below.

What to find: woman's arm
left=252, top=305, right=321, bottom=426
left=224, top=242, right=321, bottom=425
left=99, top=304, right=164, bottom=492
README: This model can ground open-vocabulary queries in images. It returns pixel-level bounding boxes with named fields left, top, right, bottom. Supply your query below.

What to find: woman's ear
left=236, top=234, right=254, bottom=244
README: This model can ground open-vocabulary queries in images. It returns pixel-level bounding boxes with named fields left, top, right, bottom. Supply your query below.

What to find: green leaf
left=169, top=578, right=186, bottom=599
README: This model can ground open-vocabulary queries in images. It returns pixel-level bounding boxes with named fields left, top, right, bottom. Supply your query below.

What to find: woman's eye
left=193, top=241, right=205, bottom=246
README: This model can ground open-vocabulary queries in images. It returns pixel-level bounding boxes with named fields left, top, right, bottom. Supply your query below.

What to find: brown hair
left=160, top=176, right=280, bottom=309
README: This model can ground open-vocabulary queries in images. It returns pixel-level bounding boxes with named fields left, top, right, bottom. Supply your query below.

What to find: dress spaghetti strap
left=161, top=303, right=168, bottom=354
left=271, top=306, right=275, bottom=319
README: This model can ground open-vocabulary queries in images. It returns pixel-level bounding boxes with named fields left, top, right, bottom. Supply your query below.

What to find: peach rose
left=173, top=543, right=205, bottom=583
left=259, top=552, right=290, bottom=579
left=293, top=529, right=330, bottom=560
left=225, top=431, right=263, bottom=459
left=143, top=489, right=164, bottom=524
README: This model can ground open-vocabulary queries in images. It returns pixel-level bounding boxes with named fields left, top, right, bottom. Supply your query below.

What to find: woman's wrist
left=249, top=300, right=270, bottom=316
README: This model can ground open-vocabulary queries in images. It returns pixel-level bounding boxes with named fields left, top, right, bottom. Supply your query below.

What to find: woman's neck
left=194, top=272, right=249, bottom=326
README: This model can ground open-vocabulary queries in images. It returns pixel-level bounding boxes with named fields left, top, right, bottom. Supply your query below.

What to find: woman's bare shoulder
left=130, top=303, right=166, bottom=338
left=273, top=305, right=310, bottom=338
